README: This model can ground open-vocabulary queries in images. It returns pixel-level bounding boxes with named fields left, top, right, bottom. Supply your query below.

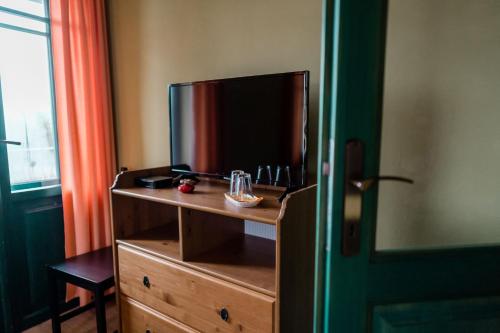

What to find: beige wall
left=107, top=0, right=322, bottom=179
left=377, top=0, right=500, bottom=249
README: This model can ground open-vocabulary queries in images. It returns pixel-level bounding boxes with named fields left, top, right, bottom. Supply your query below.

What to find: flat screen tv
left=169, top=71, right=309, bottom=186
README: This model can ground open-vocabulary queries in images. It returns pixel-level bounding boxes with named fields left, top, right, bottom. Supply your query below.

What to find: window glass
left=0, top=0, right=47, bottom=18
left=376, top=0, right=500, bottom=250
left=0, top=10, right=47, bottom=33
left=0, top=1, right=58, bottom=191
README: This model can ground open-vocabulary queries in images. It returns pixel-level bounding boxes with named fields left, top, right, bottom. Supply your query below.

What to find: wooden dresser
left=110, top=166, right=316, bottom=333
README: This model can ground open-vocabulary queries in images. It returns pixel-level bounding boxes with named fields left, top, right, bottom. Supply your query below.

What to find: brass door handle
left=342, top=140, right=414, bottom=257
left=0, top=139, right=21, bottom=146
left=350, top=176, right=414, bottom=192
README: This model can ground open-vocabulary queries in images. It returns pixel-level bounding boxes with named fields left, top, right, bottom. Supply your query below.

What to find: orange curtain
left=50, top=0, right=116, bottom=303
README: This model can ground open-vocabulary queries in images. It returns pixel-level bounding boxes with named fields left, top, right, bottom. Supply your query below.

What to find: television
left=169, top=71, right=309, bottom=186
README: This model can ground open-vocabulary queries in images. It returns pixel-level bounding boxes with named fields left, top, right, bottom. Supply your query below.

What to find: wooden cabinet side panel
left=277, top=185, right=317, bottom=333
left=109, top=188, right=122, bottom=333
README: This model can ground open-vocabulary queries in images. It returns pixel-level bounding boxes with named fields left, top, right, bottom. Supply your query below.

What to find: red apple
left=178, top=183, right=194, bottom=193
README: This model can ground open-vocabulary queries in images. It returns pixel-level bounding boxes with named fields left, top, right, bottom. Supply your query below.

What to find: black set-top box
left=135, top=176, right=173, bottom=189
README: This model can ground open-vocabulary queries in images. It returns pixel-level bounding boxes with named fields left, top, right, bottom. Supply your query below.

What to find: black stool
left=47, top=246, right=115, bottom=333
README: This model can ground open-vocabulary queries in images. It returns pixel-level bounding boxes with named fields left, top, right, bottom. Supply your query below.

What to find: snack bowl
left=224, top=192, right=263, bottom=208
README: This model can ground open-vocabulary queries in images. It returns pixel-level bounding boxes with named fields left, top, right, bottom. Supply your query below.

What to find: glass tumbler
left=230, top=170, right=244, bottom=196
left=236, top=173, right=253, bottom=201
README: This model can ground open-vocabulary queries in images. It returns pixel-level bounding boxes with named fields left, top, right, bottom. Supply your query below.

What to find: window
left=0, top=0, right=59, bottom=191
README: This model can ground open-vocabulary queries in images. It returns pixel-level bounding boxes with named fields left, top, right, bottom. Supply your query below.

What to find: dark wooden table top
left=49, top=247, right=114, bottom=285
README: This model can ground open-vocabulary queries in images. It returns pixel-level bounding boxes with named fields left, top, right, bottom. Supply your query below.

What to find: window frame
left=0, top=0, right=61, bottom=198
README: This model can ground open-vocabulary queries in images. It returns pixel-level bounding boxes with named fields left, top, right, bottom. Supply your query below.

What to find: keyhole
left=349, top=223, right=356, bottom=237
left=220, top=308, right=229, bottom=322
left=143, top=276, right=151, bottom=288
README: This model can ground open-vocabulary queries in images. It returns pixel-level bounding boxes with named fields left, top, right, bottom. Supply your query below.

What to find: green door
left=0, top=2, right=68, bottom=331
left=315, top=0, right=500, bottom=332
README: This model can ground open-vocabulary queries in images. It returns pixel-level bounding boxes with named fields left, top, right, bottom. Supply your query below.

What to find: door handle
left=341, top=140, right=413, bottom=256
left=0, top=139, right=21, bottom=146
left=350, top=176, right=414, bottom=192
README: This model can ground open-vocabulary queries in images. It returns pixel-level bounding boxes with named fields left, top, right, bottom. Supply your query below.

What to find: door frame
left=314, top=1, right=500, bottom=332
left=314, top=1, right=389, bottom=330
left=0, top=179, right=13, bottom=333
left=0, top=77, right=13, bottom=333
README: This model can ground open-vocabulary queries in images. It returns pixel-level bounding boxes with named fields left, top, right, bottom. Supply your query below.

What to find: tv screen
left=169, top=71, right=309, bottom=186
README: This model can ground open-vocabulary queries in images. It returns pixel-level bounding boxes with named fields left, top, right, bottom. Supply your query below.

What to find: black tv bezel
left=168, top=70, right=309, bottom=186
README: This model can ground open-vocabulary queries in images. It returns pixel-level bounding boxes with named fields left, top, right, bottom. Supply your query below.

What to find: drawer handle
left=143, top=276, right=151, bottom=288
left=220, top=308, right=229, bottom=322
left=146, top=330, right=151, bottom=333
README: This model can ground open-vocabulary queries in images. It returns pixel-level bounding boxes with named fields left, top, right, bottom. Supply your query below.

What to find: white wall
left=107, top=0, right=322, bottom=181
left=377, top=0, right=500, bottom=249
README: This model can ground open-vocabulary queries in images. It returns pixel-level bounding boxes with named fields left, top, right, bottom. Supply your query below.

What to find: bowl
left=224, top=193, right=264, bottom=208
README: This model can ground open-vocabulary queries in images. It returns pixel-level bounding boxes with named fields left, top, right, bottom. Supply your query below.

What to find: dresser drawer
left=118, top=245, right=275, bottom=333
left=121, top=296, right=197, bottom=333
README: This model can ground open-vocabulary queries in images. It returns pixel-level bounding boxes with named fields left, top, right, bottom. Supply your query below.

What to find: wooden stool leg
left=94, top=288, right=107, bottom=333
left=47, top=268, right=61, bottom=333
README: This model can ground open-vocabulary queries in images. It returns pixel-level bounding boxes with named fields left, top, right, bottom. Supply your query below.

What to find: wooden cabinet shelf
left=112, top=180, right=283, bottom=225
left=110, top=166, right=316, bottom=333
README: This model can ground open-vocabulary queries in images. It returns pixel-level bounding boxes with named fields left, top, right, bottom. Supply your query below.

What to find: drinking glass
left=236, top=173, right=253, bottom=201
left=230, top=170, right=244, bottom=196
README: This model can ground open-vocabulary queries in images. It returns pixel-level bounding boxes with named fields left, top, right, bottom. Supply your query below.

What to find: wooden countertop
left=112, top=181, right=284, bottom=225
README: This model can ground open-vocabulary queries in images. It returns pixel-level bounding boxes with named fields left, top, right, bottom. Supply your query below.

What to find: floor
left=24, top=302, right=119, bottom=333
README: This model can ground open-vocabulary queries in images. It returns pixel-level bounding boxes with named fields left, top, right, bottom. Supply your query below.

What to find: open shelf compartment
left=117, top=223, right=181, bottom=261
left=184, top=233, right=276, bottom=295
